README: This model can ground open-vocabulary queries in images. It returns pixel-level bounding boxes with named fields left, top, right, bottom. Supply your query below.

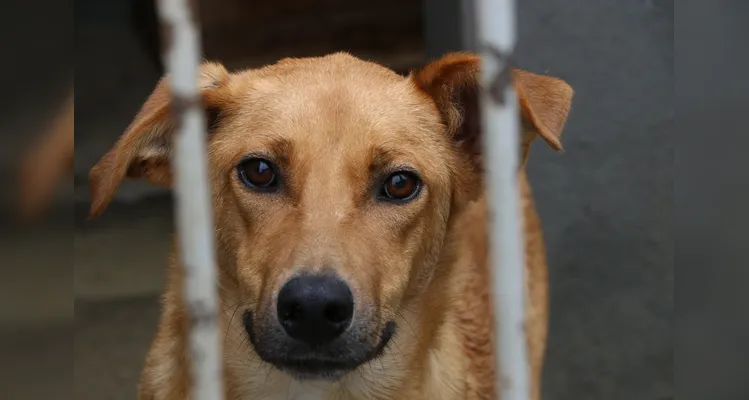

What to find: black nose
left=276, top=275, right=354, bottom=347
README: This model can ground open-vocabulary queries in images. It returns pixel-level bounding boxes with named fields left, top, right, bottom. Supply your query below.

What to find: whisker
left=224, top=303, right=243, bottom=345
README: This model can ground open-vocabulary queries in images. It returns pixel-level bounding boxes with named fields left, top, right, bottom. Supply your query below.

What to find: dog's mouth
left=244, top=311, right=396, bottom=380
left=273, top=323, right=396, bottom=380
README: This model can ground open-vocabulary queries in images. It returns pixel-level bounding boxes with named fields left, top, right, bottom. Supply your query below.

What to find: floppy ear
left=411, top=52, right=573, bottom=168
left=88, top=62, right=234, bottom=218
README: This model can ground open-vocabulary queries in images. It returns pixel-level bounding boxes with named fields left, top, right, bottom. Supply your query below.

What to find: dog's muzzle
left=243, top=274, right=396, bottom=380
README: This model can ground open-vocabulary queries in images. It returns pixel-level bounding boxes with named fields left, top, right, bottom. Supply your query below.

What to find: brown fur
left=89, top=52, right=572, bottom=400
left=18, top=91, right=74, bottom=221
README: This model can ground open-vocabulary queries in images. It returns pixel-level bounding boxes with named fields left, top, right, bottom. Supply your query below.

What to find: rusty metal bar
left=472, top=0, right=531, bottom=399
left=155, top=0, right=224, bottom=399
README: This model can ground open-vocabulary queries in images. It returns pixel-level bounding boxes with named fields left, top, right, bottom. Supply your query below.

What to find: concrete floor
left=0, top=199, right=171, bottom=399
left=73, top=198, right=172, bottom=399
left=1, top=324, right=74, bottom=400
left=75, top=296, right=159, bottom=400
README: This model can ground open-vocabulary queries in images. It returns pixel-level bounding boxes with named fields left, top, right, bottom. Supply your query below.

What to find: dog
left=18, top=91, right=74, bottom=221
left=89, top=52, right=572, bottom=400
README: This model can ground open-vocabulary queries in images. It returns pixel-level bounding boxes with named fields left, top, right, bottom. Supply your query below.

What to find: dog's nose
left=277, top=275, right=354, bottom=347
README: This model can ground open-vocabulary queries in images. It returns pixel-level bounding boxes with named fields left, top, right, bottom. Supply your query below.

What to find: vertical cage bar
left=155, top=1, right=224, bottom=399
left=472, top=0, right=531, bottom=399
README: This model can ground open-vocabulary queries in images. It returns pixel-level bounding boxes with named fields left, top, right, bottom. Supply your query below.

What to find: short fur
left=89, top=52, right=573, bottom=400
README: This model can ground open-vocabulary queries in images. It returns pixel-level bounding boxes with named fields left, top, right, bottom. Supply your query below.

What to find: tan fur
left=18, top=91, right=74, bottom=221
left=89, top=52, right=572, bottom=400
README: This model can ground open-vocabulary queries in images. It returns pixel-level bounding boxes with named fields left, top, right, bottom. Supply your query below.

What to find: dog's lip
left=273, top=358, right=358, bottom=378
left=245, top=312, right=396, bottom=378
left=369, top=320, right=397, bottom=360
left=276, top=321, right=396, bottom=374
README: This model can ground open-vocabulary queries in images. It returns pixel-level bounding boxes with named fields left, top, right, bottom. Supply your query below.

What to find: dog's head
left=89, top=53, right=572, bottom=380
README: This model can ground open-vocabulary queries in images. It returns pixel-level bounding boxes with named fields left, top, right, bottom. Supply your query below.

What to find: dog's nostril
left=276, top=274, right=354, bottom=347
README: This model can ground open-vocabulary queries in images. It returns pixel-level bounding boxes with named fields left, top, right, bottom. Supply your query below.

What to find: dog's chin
left=244, top=312, right=396, bottom=381
left=275, top=363, right=359, bottom=382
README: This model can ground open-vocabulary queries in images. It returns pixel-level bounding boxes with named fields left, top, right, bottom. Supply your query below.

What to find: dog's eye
left=380, top=171, right=421, bottom=202
left=237, top=158, right=279, bottom=191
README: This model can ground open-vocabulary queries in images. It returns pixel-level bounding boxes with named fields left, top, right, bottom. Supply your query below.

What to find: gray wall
left=426, top=0, right=673, bottom=398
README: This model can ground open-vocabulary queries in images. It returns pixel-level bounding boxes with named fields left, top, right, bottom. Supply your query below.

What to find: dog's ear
left=412, top=52, right=573, bottom=167
left=89, top=62, right=233, bottom=218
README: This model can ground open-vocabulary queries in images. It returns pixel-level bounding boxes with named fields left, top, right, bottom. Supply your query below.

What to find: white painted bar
left=155, top=1, right=224, bottom=399
left=473, top=0, right=531, bottom=399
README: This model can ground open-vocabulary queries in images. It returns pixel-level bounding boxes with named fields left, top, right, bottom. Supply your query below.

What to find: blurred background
left=0, top=0, right=673, bottom=399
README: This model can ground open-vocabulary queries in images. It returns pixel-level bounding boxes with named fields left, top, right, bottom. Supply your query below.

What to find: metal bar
left=155, top=1, right=224, bottom=399
left=472, top=0, right=531, bottom=399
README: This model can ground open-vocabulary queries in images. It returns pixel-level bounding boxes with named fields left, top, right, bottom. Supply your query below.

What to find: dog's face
left=89, top=53, right=572, bottom=380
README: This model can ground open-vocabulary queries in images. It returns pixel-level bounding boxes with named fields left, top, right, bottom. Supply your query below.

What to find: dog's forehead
left=223, top=55, right=443, bottom=155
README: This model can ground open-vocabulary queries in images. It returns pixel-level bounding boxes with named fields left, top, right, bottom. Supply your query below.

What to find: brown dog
left=89, top=52, right=572, bottom=400
left=18, top=92, right=74, bottom=221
